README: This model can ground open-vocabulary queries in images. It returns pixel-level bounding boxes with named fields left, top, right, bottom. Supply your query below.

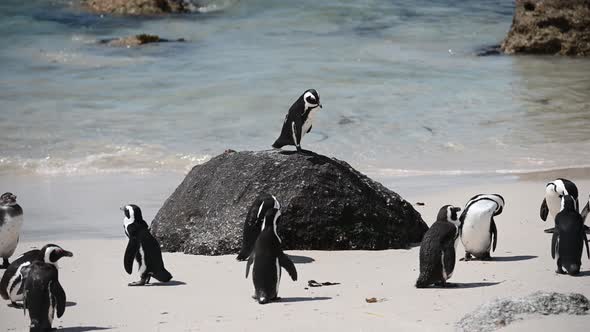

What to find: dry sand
left=1, top=178, right=590, bottom=331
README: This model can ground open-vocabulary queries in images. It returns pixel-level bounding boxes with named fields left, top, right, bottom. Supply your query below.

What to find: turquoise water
left=1, top=0, right=590, bottom=179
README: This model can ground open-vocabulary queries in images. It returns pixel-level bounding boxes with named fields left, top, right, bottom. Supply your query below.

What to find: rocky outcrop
left=84, top=0, right=189, bottom=15
left=151, top=150, right=428, bottom=255
left=99, top=34, right=186, bottom=47
left=456, top=291, right=590, bottom=331
left=501, top=0, right=590, bottom=55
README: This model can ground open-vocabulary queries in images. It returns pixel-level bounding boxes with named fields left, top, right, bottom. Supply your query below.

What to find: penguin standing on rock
left=540, top=178, right=578, bottom=233
left=122, top=204, right=172, bottom=286
left=551, top=195, right=590, bottom=275
left=460, top=194, right=505, bottom=261
left=245, top=202, right=297, bottom=304
left=236, top=193, right=280, bottom=261
left=0, top=244, right=72, bottom=306
left=272, top=89, right=322, bottom=152
left=416, top=205, right=462, bottom=288
left=0, top=192, right=24, bottom=269
left=23, top=261, right=66, bottom=332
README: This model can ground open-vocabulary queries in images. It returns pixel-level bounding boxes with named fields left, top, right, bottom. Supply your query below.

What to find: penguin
left=0, top=244, right=72, bottom=306
left=236, top=193, right=280, bottom=261
left=245, top=204, right=297, bottom=304
left=551, top=195, right=590, bottom=275
left=0, top=192, right=24, bottom=269
left=416, top=205, right=462, bottom=288
left=460, top=194, right=505, bottom=261
left=23, top=261, right=66, bottom=332
left=540, top=178, right=578, bottom=233
left=122, top=204, right=172, bottom=286
left=272, top=89, right=322, bottom=152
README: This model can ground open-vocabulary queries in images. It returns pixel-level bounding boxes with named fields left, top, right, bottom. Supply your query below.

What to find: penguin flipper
left=490, top=219, right=497, bottom=252
left=0, top=269, right=10, bottom=300
left=245, top=254, right=254, bottom=279
left=291, top=118, right=303, bottom=150
left=52, top=280, right=66, bottom=318
left=124, top=239, right=139, bottom=275
left=583, top=231, right=590, bottom=259
left=306, top=124, right=312, bottom=134
left=279, top=253, right=297, bottom=281
left=581, top=202, right=589, bottom=222
left=551, top=232, right=558, bottom=259
left=540, top=198, right=549, bottom=222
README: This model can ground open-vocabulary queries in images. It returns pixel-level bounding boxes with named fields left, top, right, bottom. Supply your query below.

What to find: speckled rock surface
left=151, top=150, right=428, bottom=255
left=456, top=291, right=590, bottom=331
left=84, top=0, right=189, bottom=15
left=501, top=0, right=590, bottom=55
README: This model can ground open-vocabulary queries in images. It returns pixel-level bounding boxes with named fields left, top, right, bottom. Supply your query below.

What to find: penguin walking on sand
left=272, top=89, right=322, bottom=152
left=236, top=193, right=280, bottom=261
left=0, top=192, right=24, bottom=269
left=416, top=205, right=462, bottom=288
left=0, top=244, right=72, bottom=306
left=460, top=194, right=505, bottom=261
left=122, top=204, right=172, bottom=286
left=540, top=178, right=578, bottom=233
left=551, top=195, right=590, bottom=275
left=245, top=202, right=297, bottom=304
left=23, top=261, right=66, bottom=331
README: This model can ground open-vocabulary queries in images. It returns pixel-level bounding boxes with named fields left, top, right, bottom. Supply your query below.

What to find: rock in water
left=456, top=291, right=590, bottom=332
left=501, top=0, right=590, bottom=55
left=84, top=0, right=189, bottom=15
left=151, top=150, right=428, bottom=255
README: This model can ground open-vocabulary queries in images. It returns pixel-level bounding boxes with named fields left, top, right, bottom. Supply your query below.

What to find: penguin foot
left=0, top=258, right=9, bottom=269
left=128, top=277, right=149, bottom=286
left=461, top=253, right=473, bottom=261
left=555, top=268, right=566, bottom=275
left=480, top=253, right=492, bottom=261
left=441, top=282, right=458, bottom=288
left=543, top=227, right=556, bottom=234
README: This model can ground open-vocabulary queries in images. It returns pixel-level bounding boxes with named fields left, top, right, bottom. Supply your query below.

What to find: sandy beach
left=2, top=176, right=589, bottom=331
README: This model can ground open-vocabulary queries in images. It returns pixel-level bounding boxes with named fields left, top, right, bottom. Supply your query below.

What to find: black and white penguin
left=540, top=178, right=578, bottom=233
left=551, top=195, right=590, bottom=275
left=272, top=89, right=322, bottom=152
left=460, top=194, right=505, bottom=261
left=0, top=192, right=24, bottom=269
left=0, top=244, right=72, bottom=306
left=23, top=261, right=66, bottom=332
left=416, top=205, right=462, bottom=288
left=122, top=204, right=172, bottom=286
left=236, top=193, right=280, bottom=261
left=245, top=204, right=297, bottom=304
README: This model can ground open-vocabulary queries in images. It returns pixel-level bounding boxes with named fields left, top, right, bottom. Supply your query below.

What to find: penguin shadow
left=278, top=149, right=316, bottom=156
left=145, top=280, right=187, bottom=287
left=572, top=270, right=590, bottom=277
left=287, top=254, right=315, bottom=264
left=451, top=281, right=503, bottom=289
left=7, top=301, right=76, bottom=309
left=57, top=327, right=111, bottom=332
left=490, top=255, right=538, bottom=262
left=275, top=296, right=332, bottom=304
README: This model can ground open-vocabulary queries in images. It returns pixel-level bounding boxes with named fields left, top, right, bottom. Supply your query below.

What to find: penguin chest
left=136, top=245, right=148, bottom=276
left=301, top=108, right=318, bottom=137
left=546, top=195, right=561, bottom=222
left=0, top=213, right=23, bottom=257
left=461, top=214, right=492, bottom=253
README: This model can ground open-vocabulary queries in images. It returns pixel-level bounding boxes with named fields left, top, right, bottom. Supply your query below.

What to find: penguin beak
left=60, top=249, right=74, bottom=258
left=319, top=104, right=323, bottom=109
left=120, top=206, right=125, bottom=211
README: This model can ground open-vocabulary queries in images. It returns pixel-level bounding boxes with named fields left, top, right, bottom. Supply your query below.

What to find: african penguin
left=237, top=193, right=280, bottom=261
left=460, top=194, right=505, bottom=261
left=0, top=244, right=72, bottom=306
left=122, top=204, right=172, bottom=286
left=23, top=261, right=66, bottom=332
left=0, top=192, right=24, bottom=269
left=540, top=178, right=578, bottom=233
left=245, top=204, right=297, bottom=304
left=272, top=89, right=322, bottom=152
left=416, top=205, right=461, bottom=288
left=551, top=195, right=590, bottom=276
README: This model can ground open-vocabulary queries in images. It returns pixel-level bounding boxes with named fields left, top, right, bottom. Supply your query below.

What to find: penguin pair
left=121, top=204, right=172, bottom=286
left=539, top=178, right=590, bottom=234
left=272, top=89, right=322, bottom=152
left=460, top=194, right=505, bottom=261
left=551, top=195, right=590, bottom=275
left=0, top=244, right=72, bottom=306
left=240, top=194, right=297, bottom=304
left=0, top=192, right=24, bottom=269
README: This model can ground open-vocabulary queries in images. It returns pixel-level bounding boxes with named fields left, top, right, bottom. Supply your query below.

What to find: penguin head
left=257, top=194, right=281, bottom=220
left=546, top=179, right=569, bottom=198
left=465, top=194, right=505, bottom=216
left=560, top=195, right=577, bottom=212
left=302, top=89, right=321, bottom=112
left=437, top=205, right=461, bottom=226
left=121, top=204, right=144, bottom=222
left=41, top=244, right=73, bottom=266
left=490, top=194, right=505, bottom=216
left=0, top=192, right=17, bottom=206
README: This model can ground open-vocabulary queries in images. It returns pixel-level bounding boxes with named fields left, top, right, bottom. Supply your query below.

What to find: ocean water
left=1, top=1, right=590, bottom=239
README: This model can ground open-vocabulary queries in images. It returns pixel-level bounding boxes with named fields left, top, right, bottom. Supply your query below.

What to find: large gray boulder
left=151, top=150, right=428, bottom=255
left=456, top=291, right=589, bottom=331
left=501, top=0, right=590, bottom=55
